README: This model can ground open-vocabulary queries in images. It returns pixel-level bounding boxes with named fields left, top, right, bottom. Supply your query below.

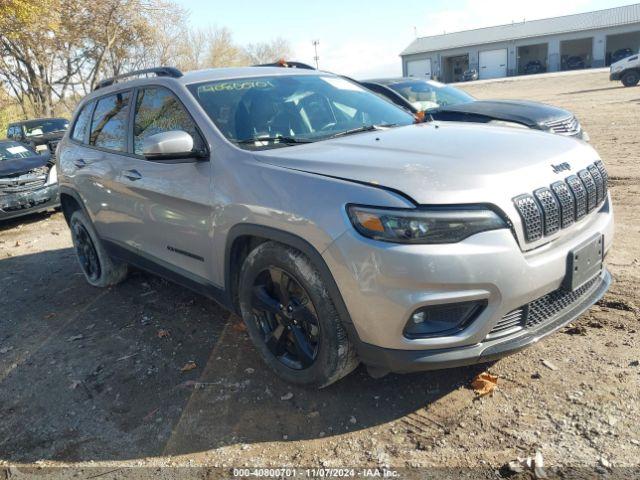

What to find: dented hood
left=255, top=122, right=599, bottom=205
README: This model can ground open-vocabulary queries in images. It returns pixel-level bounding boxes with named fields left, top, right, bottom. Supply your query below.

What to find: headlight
left=347, top=205, right=507, bottom=244
left=46, top=164, right=58, bottom=185
left=488, top=120, right=528, bottom=129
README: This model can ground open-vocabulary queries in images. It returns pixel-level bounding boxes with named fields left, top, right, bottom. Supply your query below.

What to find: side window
left=7, top=126, right=14, bottom=138
left=89, top=91, right=131, bottom=152
left=133, top=87, right=204, bottom=156
left=71, top=101, right=94, bottom=143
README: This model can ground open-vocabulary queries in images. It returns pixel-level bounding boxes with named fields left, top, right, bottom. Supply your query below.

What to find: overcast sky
left=173, top=0, right=635, bottom=78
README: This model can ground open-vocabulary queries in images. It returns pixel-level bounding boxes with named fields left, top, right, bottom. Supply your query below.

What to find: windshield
left=188, top=75, right=414, bottom=149
left=22, top=119, right=69, bottom=137
left=386, top=80, right=475, bottom=112
left=0, top=141, right=37, bottom=161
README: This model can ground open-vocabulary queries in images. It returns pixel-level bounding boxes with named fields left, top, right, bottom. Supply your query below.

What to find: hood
left=0, top=153, right=50, bottom=177
left=27, top=131, right=65, bottom=146
left=254, top=122, right=598, bottom=206
left=435, top=99, right=572, bottom=127
left=611, top=53, right=639, bottom=70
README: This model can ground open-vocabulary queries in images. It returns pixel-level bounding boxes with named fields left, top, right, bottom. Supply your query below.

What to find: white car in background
left=610, top=51, right=640, bottom=87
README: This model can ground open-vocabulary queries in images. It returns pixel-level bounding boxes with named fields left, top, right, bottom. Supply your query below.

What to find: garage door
left=407, top=59, right=432, bottom=79
left=479, top=49, right=507, bottom=79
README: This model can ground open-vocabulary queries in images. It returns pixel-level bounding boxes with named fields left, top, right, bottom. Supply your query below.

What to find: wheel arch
left=225, top=224, right=357, bottom=333
left=59, top=187, right=90, bottom=226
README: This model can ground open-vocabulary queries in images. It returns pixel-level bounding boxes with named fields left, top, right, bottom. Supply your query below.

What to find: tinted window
left=23, top=118, right=68, bottom=137
left=133, top=87, right=204, bottom=156
left=386, top=80, right=475, bottom=111
left=72, top=102, right=94, bottom=143
left=90, top=92, right=131, bottom=152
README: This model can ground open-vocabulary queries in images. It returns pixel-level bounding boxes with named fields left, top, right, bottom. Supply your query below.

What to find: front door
left=114, top=86, right=213, bottom=282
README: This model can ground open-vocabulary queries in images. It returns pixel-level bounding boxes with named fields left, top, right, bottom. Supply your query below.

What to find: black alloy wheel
left=72, top=221, right=101, bottom=282
left=250, top=266, right=320, bottom=370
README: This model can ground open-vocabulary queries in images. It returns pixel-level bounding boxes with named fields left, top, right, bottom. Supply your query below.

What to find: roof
left=402, top=3, right=640, bottom=56
left=363, top=78, right=416, bottom=85
left=83, top=66, right=328, bottom=102
left=179, top=66, right=322, bottom=85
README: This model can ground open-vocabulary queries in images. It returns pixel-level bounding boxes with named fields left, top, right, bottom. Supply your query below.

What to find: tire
left=238, top=241, right=359, bottom=388
left=69, top=210, right=128, bottom=287
left=621, top=70, right=640, bottom=87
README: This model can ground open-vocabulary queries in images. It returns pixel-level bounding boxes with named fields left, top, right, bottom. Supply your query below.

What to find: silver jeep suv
left=57, top=66, right=614, bottom=387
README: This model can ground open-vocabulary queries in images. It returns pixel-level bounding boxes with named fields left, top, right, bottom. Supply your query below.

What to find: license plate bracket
left=564, top=234, right=603, bottom=291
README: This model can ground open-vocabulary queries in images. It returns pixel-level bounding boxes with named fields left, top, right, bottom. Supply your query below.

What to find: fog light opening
left=403, top=300, right=487, bottom=339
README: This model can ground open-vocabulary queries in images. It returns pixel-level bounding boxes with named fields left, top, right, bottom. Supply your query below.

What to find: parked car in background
left=462, top=69, right=478, bottom=81
left=360, top=78, right=588, bottom=140
left=0, top=140, right=59, bottom=221
left=6, top=117, right=69, bottom=157
left=565, top=56, right=586, bottom=70
left=611, top=48, right=634, bottom=64
left=57, top=66, right=612, bottom=387
left=523, top=60, right=546, bottom=75
left=610, top=51, right=640, bottom=87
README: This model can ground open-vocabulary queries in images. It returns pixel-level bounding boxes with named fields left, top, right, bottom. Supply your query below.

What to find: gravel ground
left=0, top=70, right=638, bottom=479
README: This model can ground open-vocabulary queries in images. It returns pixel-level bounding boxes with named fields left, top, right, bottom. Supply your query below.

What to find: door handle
left=74, top=159, right=87, bottom=169
left=123, top=169, right=142, bottom=181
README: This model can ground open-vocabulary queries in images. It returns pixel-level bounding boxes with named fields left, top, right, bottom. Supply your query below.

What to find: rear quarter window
left=89, top=91, right=131, bottom=152
left=71, top=101, right=95, bottom=143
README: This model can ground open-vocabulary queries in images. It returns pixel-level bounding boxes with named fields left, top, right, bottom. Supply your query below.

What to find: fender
left=58, top=185, right=93, bottom=226
left=225, top=224, right=358, bottom=332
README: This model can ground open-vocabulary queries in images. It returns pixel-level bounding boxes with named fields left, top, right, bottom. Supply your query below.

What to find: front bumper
left=610, top=72, right=621, bottom=81
left=0, top=184, right=60, bottom=221
left=322, top=196, right=613, bottom=369
left=353, top=269, right=610, bottom=372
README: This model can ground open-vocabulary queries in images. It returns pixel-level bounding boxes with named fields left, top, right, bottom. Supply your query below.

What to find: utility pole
left=312, top=40, right=320, bottom=69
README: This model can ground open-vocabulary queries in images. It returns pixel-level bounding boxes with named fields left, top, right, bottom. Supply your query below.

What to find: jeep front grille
left=513, top=194, right=543, bottom=242
left=488, top=275, right=601, bottom=338
left=566, top=175, right=587, bottom=220
left=533, top=187, right=560, bottom=236
left=544, top=115, right=581, bottom=136
left=513, top=161, right=608, bottom=244
left=578, top=169, right=597, bottom=212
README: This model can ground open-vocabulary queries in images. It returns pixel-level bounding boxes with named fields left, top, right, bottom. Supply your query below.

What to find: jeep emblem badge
left=551, top=162, right=571, bottom=173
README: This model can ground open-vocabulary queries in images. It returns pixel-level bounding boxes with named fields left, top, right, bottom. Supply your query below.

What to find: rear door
left=113, top=85, right=212, bottom=281
left=77, top=90, right=139, bottom=247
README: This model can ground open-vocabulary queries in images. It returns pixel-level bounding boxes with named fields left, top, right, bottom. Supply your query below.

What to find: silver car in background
left=56, top=66, right=613, bottom=387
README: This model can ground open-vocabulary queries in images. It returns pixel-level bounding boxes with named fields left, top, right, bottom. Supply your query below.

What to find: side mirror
left=142, top=130, right=205, bottom=161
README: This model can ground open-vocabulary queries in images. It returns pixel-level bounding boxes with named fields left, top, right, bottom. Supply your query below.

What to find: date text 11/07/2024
left=232, top=468, right=401, bottom=477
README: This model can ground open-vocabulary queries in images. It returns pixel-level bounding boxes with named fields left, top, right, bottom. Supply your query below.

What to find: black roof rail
left=254, top=60, right=316, bottom=70
left=94, top=67, right=183, bottom=91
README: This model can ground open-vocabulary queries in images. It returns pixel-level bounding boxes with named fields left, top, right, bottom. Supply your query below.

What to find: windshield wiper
left=235, top=136, right=313, bottom=146
left=328, top=123, right=398, bottom=139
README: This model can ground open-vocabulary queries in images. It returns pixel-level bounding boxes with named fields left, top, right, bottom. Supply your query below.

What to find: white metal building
left=401, top=4, right=640, bottom=82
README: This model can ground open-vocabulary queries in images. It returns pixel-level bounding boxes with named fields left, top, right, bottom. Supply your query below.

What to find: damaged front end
left=0, top=161, right=60, bottom=221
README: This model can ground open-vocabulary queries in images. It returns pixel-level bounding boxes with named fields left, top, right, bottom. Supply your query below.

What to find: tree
left=0, top=0, right=182, bottom=117
left=0, top=1, right=295, bottom=119
left=243, top=37, right=293, bottom=65
left=205, top=27, right=250, bottom=68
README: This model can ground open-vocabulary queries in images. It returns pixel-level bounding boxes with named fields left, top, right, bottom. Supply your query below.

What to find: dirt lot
left=1, top=70, right=639, bottom=479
